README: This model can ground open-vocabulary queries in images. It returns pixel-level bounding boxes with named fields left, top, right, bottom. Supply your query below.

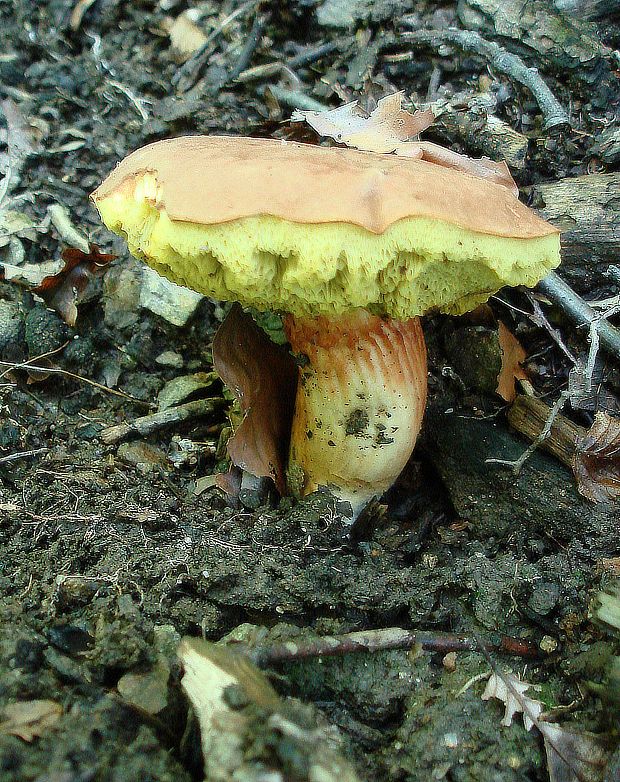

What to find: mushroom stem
left=283, top=309, right=427, bottom=519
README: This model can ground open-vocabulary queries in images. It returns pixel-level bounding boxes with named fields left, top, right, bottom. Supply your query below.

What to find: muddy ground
left=1, top=1, right=619, bottom=780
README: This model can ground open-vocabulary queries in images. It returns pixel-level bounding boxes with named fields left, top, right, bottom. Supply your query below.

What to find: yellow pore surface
left=96, top=176, right=560, bottom=319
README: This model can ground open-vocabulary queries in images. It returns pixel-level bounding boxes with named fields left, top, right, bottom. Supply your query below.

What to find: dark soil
left=1, top=1, right=619, bottom=780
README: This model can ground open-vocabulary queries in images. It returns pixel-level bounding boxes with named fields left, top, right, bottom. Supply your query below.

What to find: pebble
left=139, top=267, right=203, bottom=327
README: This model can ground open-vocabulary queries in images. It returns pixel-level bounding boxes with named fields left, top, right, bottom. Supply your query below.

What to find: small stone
left=155, top=350, right=184, bottom=368
left=540, top=635, right=558, bottom=653
left=139, top=266, right=203, bottom=327
left=157, top=372, right=217, bottom=411
left=0, top=299, right=26, bottom=361
left=117, top=661, right=170, bottom=715
left=24, top=305, right=70, bottom=357
left=442, top=652, right=457, bottom=672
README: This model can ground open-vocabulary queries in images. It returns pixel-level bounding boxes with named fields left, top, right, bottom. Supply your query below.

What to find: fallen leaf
left=0, top=699, right=62, bottom=741
left=482, top=672, right=543, bottom=731
left=408, top=141, right=519, bottom=196
left=572, top=412, right=620, bottom=503
left=33, top=244, right=116, bottom=326
left=212, top=305, right=297, bottom=494
left=496, top=321, right=528, bottom=403
left=292, top=92, right=434, bottom=153
left=540, top=724, right=608, bottom=782
left=292, top=93, right=518, bottom=194
left=482, top=671, right=609, bottom=782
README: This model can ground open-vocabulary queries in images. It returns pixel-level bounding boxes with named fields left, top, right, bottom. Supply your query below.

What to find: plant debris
left=30, top=245, right=116, bottom=326
left=0, top=700, right=62, bottom=742
left=483, top=672, right=609, bottom=782
left=496, top=322, right=528, bottom=403
left=212, top=304, right=297, bottom=494
left=572, top=413, right=620, bottom=503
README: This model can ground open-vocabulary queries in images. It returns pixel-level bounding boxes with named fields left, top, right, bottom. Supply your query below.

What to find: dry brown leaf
left=292, top=93, right=519, bottom=193
left=292, top=92, right=434, bottom=153
left=482, top=672, right=609, bottom=782
left=572, top=412, right=620, bottom=503
left=0, top=699, right=62, bottom=741
left=541, top=723, right=609, bottom=782
left=33, top=244, right=116, bottom=326
left=212, top=304, right=297, bottom=494
left=496, top=321, right=528, bottom=403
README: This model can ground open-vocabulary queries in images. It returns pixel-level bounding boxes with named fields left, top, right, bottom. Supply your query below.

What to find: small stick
left=287, top=41, right=341, bottom=69
left=265, top=85, right=327, bottom=112
left=505, top=393, right=584, bottom=468
left=172, top=0, right=258, bottom=91
left=486, top=389, right=571, bottom=472
left=537, top=271, right=620, bottom=363
left=0, top=359, right=151, bottom=408
left=395, top=27, right=569, bottom=130
left=229, top=11, right=270, bottom=83
left=0, top=447, right=49, bottom=465
left=101, top=398, right=225, bottom=445
left=248, top=627, right=542, bottom=667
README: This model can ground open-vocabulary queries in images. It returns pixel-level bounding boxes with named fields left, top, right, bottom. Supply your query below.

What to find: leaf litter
left=483, top=671, right=609, bottom=782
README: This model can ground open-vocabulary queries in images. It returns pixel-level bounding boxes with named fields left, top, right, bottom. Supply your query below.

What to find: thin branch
left=395, top=26, right=569, bottom=130
left=0, top=358, right=151, bottom=408
left=537, top=271, right=620, bottom=361
left=248, top=627, right=542, bottom=668
left=486, top=389, right=572, bottom=472
left=0, top=447, right=49, bottom=464
left=100, top=398, right=225, bottom=444
left=229, top=11, right=270, bottom=83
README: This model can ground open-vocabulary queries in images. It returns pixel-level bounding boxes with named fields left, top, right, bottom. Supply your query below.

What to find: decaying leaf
left=482, top=672, right=543, bottom=730
left=292, top=92, right=434, bottom=153
left=572, top=412, right=620, bottom=503
left=292, top=93, right=518, bottom=194
left=178, top=637, right=361, bottom=782
left=496, top=321, right=528, bottom=403
left=483, top=671, right=609, bottom=782
left=0, top=699, right=62, bottom=741
left=541, top=723, right=609, bottom=782
left=33, top=244, right=116, bottom=326
left=212, top=304, right=297, bottom=494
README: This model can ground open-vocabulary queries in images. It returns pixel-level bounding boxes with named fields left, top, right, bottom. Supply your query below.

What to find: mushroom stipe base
left=284, top=309, right=427, bottom=519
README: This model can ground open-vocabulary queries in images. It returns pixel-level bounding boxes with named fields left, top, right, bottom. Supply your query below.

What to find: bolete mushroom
left=92, top=136, right=560, bottom=518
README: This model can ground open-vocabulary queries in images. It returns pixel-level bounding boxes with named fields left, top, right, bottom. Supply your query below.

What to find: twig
left=394, top=26, right=569, bottom=130
left=537, top=271, right=620, bottom=361
left=172, top=0, right=258, bottom=92
left=505, top=394, right=584, bottom=468
left=237, top=41, right=343, bottom=84
left=486, top=389, right=571, bottom=472
left=0, top=447, right=49, bottom=464
left=248, top=627, right=542, bottom=667
left=0, top=358, right=151, bottom=408
left=229, top=11, right=270, bottom=83
left=287, top=41, right=341, bottom=69
left=264, top=85, right=327, bottom=112
left=101, top=398, right=225, bottom=445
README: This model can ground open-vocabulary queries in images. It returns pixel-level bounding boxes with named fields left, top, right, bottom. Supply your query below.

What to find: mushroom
left=92, top=136, right=560, bottom=518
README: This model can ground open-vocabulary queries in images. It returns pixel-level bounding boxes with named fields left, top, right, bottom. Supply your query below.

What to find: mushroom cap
left=92, top=135, right=560, bottom=318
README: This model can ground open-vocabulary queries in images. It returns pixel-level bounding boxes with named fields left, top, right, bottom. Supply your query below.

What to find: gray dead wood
left=396, top=27, right=569, bottom=130
left=101, top=398, right=225, bottom=445
left=532, top=174, right=620, bottom=291
left=457, top=0, right=613, bottom=93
